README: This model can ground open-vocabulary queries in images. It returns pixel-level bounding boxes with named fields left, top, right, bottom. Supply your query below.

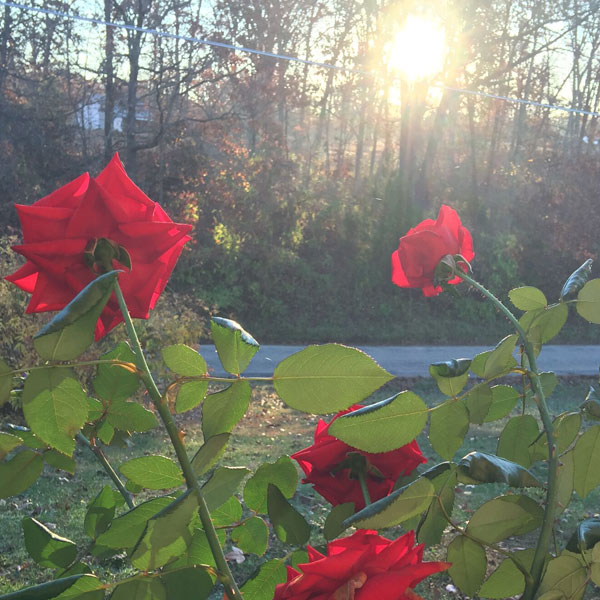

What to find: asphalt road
left=198, top=344, right=600, bottom=377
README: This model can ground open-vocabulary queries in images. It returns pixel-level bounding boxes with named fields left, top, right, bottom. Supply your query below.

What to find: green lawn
left=1, top=376, right=598, bottom=599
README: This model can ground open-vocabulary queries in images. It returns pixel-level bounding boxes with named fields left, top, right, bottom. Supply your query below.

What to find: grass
left=1, top=376, right=599, bottom=599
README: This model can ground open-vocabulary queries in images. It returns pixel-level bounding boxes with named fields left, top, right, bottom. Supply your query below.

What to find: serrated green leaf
left=417, top=469, right=457, bottom=547
left=497, top=415, right=539, bottom=467
left=509, top=286, right=548, bottom=311
left=447, top=535, right=487, bottom=596
left=429, top=360, right=470, bottom=396
left=120, top=456, right=184, bottom=490
left=211, top=317, right=259, bottom=375
left=175, top=380, right=209, bottom=413
left=343, top=477, right=434, bottom=529
left=323, top=503, right=354, bottom=541
left=538, top=555, right=587, bottom=600
left=131, top=491, right=198, bottom=570
left=93, top=342, right=139, bottom=403
left=191, top=433, right=230, bottom=476
left=0, top=449, right=44, bottom=498
left=429, top=401, right=469, bottom=460
left=87, top=397, right=103, bottom=423
left=44, top=450, right=75, bottom=474
left=466, top=495, right=543, bottom=543
left=23, top=372, right=88, bottom=456
left=0, top=575, right=91, bottom=600
left=84, top=485, right=116, bottom=540
left=106, top=400, right=157, bottom=433
left=581, top=387, right=600, bottom=420
left=463, top=384, right=493, bottom=425
left=561, top=259, right=594, bottom=301
left=202, top=466, right=250, bottom=511
left=574, top=425, right=600, bottom=498
left=34, top=271, right=119, bottom=361
left=232, top=517, right=269, bottom=556
left=96, top=496, right=174, bottom=549
left=483, top=334, right=518, bottom=378
left=479, top=548, right=535, bottom=598
left=577, top=279, right=600, bottom=323
left=22, top=517, right=77, bottom=569
left=97, top=420, right=115, bottom=445
left=202, top=381, right=251, bottom=438
left=267, top=484, right=310, bottom=546
left=244, top=456, right=298, bottom=514
left=556, top=450, right=574, bottom=515
left=0, top=358, right=12, bottom=407
left=540, top=371, right=559, bottom=398
left=328, top=391, right=428, bottom=452
left=240, top=559, right=286, bottom=600
left=531, top=412, right=581, bottom=460
left=470, top=351, right=491, bottom=377
left=273, top=344, right=393, bottom=414
left=160, top=566, right=214, bottom=600
left=52, top=574, right=103, bottom=600
left=211, top=496, right=243, bottom=527
left=484, top=385, right=520, bottom=422
left=520, top=303, right=569, bottom=345
left=111, top=577, right=166, bottom=600
left=457, top=451, right=542, bottom=487
left=0, top=432, right=23, bottom=460
left=3, top=424, right=46, bottom=449
left=162, top=344, right=207, bottom=376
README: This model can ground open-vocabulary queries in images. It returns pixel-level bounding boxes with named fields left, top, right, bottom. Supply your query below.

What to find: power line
left=2, top=0, right=600, bottom=119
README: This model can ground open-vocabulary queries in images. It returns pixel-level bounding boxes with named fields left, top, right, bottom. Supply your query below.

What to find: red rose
left=391, top=204, right=474, bottom=297
left=6, top=154, right=192, bottom=338
left=292, top=406, right=426, bottom=511
left=273, top=529, right=450, bottom=600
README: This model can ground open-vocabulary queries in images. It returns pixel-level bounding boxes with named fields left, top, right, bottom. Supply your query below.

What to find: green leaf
left=328, top=391, right=428, bottom=452
left=0, top=432, right=23, bottom=460
left=232, top=517, right=269, bottom=556
left=466, top=495, right=543, bottom=543
left=574, top=424, right=600, bottom=498
left=470, top=351, right=491, bottom=377
left=267, top=484, right=310, bottom=546
left=96, top=420, right=115, bottom=445
left=556, top=450, right=575, bottom=515
left=566, top=517, right=600, bottom=553
left=577, top=279, right=600, bottom=323
left=483, top=334, right=518, bottom=378
left=343, top=477, right=434, bottom=530
left=211, top=317, right=259, bottom=375
left=95, top=496, right=174, bottom=550
left=244, top=456, right=298, bottom=513
left=160, top=566, right=214, bottom=600
left=87, top=398, right=103, bottom=423
left=497, top=415, right=539, bottom=467
left=211, top=496, right=243, bottom=527
left=240, top=559, right=286, bottom=600
left=44, top=450, right=75, bottom=474
left=447, top=535, right=487, bottom=597
left=84, top=485, right=116, bottom=540
left=162, top=344, right=207, bottom=376
left=105, top=400, right=157, bottom=433
left=23, top=373, right=88, bottom=456
left=581, top=387, right=600, bottom=421
left=540, top=371, right=559, bottom=398
left=417, top=469, right=457, bottom=547
left=561, top=259, right=594, bottom=301
left=533, top=412, right=581, bottom=458
left=323, top=503, right=354, bottom=541
left=52, top=574, right=103, bottom=600
left=0, top=576, right=92, bottom=600
left=538, top=555, right=587, bottom=600
left=92, top=342, right=139, bottom=403
left=463, top=384, right=493, bottom=425
left=34, top=271, right=119, bottom=361
left=175, top=380, right=209, bottom=414
left=120, top=456, right=184, bottom=490
left=520, top=303, right=569, bottom=345
left=202, top=466, right=250, bottom=511
left=173, top=528, right=220, bottom=569
left=202, top=381, right=251, bottom=438
left=0, top=449, right=44, bottom=499
left=429, top=401, right=469, bottom=460
left=429, top=359, right=470, bottom=396
left=0, top=358, right=12, bottom=407
left=479, top=549, right=535, bottom=598
left=22, top=517, right=77, bottom=569
left=457, top=451, right=542, bottom=487
left=273, top=344, right=393, bottom=414
left=131, top=491, right=198, bottom=570
left=484, top=385, right=520, bottom=422
left=111, top=577, right=166, bottom=600
left=191, top=433, right=230, bottom=476
left=3, top=424, right=46, bottom=449
left=509, top=286, right=548, bottom=311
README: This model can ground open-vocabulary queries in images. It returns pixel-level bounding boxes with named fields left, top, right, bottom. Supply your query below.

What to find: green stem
left=76, top=433, right=134, bottom=509
left=357, top=471, right=372, bottom=506
left=456, top=271, right=558, bottom=599
left=113, top=283, right=243, bottom=600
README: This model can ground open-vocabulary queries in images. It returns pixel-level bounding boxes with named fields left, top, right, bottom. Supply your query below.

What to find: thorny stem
left=456, top=271, right=558, bottom=600
left=76, top=433, right=134, bottom=509
left=113, top=282, right=243, bottom=600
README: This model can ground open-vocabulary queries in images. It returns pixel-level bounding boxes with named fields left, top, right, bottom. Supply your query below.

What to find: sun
left=386, top=16, right=446, bottom=81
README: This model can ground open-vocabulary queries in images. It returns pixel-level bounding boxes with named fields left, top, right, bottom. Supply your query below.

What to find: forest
left=1, top=0, right=600, bottom=345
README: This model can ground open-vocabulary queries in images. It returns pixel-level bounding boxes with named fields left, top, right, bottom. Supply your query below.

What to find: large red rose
left=292, top=406, right=426, bottom=511
left=391, top=204, right=474, bottom=297
left=273, top=529, right=450, bottom=600
left=5, top=154, right=192, bottom=338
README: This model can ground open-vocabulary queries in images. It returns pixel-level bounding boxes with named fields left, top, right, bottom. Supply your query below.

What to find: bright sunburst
left=387, top=16, right=446, bottom=81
